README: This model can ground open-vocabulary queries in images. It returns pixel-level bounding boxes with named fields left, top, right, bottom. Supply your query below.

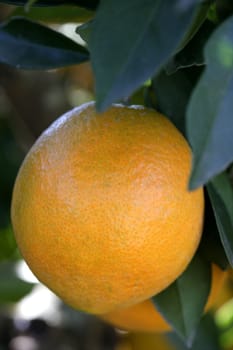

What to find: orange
left=101, top=298, right=170, bottom=333
left=100, top=264, right=226, bottom=332
left=227, top=268, right=233, bottom=282
left=213, top=269, right=233, bottom=309
left=205, top=264, right=228, bottom=310
left=11, top=102, right=204, bottom=314
left=128, top=332, right=176, bottom=350
left=115, top=332, right=175, bottom=350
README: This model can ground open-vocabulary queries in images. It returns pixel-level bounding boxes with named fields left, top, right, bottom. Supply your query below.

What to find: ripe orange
left=227, top=268, right=233, bottom=282
left=213, top=269, right=233, bottom=309
left=116, top=332, right=175, bottom=350
left=11, top=102, right=204, bottom=314
left=128, top=332, right=176, bottom=350
left=100, top=264, right=226, bottom=332
left=101, top=298, right=170, bottom=333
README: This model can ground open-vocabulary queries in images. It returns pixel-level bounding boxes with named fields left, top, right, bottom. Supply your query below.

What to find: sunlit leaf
left=0, top=17, right=89, bottom=69
left=10, top=5, right=93, bottom=23
left=0, top=0, right=99, bottom=10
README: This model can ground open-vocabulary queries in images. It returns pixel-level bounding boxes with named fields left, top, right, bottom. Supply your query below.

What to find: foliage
left=0, top=0, right=233, bottom=349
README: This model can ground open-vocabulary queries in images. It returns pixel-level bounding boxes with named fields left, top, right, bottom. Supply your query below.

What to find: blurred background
left=1, top=2, right=233, bottom=349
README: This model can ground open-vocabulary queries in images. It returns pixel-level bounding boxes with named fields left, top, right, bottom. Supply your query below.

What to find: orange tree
left=0, top=0, right=233, bottom=349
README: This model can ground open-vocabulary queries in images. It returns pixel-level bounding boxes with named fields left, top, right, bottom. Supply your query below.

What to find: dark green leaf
left=166, top=20, right=215, bottom=74
left=0, top=0, right=99, bottom=10
left=187, top=15, right=233, bottom=189
left=0, top=227, right=17, bottom=262
left=216, top=0, right=233, bottom=22
left=67, top=0, right=99, bottom=9
left=167, top=313, right=221, bottom=350
left=178, top=0, right=211, bottom=51
left=10, top=5, right=93, bottom=23
left=199, top=190, right=229, bottom=270
left=89, top=0, right=200, bottom=111
left=153, top=255, right=211, bottom=344
left=0, top=17, right=89, bottom=69
left=152, top=66, right=203, bottom=136
left=25, top=0, right=38, bottom=12
left=207, top=172, right=233, bottom=267
left=207, top=3, right=219, bottom=23
left=0, top=261, right=34, bottom=303
left=0, top=116, right=24, bottom=229
left=128, top=86, right=147, bottom=106
left=0, top=0, right=66, bottom=5
left=76, top=21, right=92, bottom=44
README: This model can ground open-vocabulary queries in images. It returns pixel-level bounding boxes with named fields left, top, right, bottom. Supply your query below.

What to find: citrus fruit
left=100, top=264, right=226, bottom=333
left=101, top=297, right=170, bottom=333
left=206, top=264, right=227, bottom=310
left=128, top=332, right=176, bottom=350
left=213, top=269, right=233, bottom=309
left=116, top=332, right=176, bottom=350
left=11, top=102, right=204, bottom=314
left=227, top=268, right=233, bottom=282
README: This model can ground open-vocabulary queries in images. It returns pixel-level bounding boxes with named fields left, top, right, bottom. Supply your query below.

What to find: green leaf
left=167, top=313, right=221, bottom=350
left=0, top=227, right=17, bottom=262
left=178, top=0, right=211, bottom=51
left=166, top=20, right=215, bottom=75
left=0, top=116, right=24, bottom=229
left=89, top=0, right=200, bottom=111
left=25, top=0, right=38, bottom=12
left=187, top=15, right=233, bottom=189
left=153, top=255, right=211, bottom=344
left=0, top=261, right=34, bottom=303
left=215, top=0, right=233, bottom=23
left=207, top=172, right=233, bottom=267
left=0, top=0, right=99, bottom=10
left=76, top=20, right=92, bottom=44
left=10, top=5, right=93, bottom=23
left=0, top=17, right=89, bottom=69
left=0, top=0, right=66, bottom=5
left=152, top=66, right=203, bottom=136
left=199, top=191, right=229, bottom=270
